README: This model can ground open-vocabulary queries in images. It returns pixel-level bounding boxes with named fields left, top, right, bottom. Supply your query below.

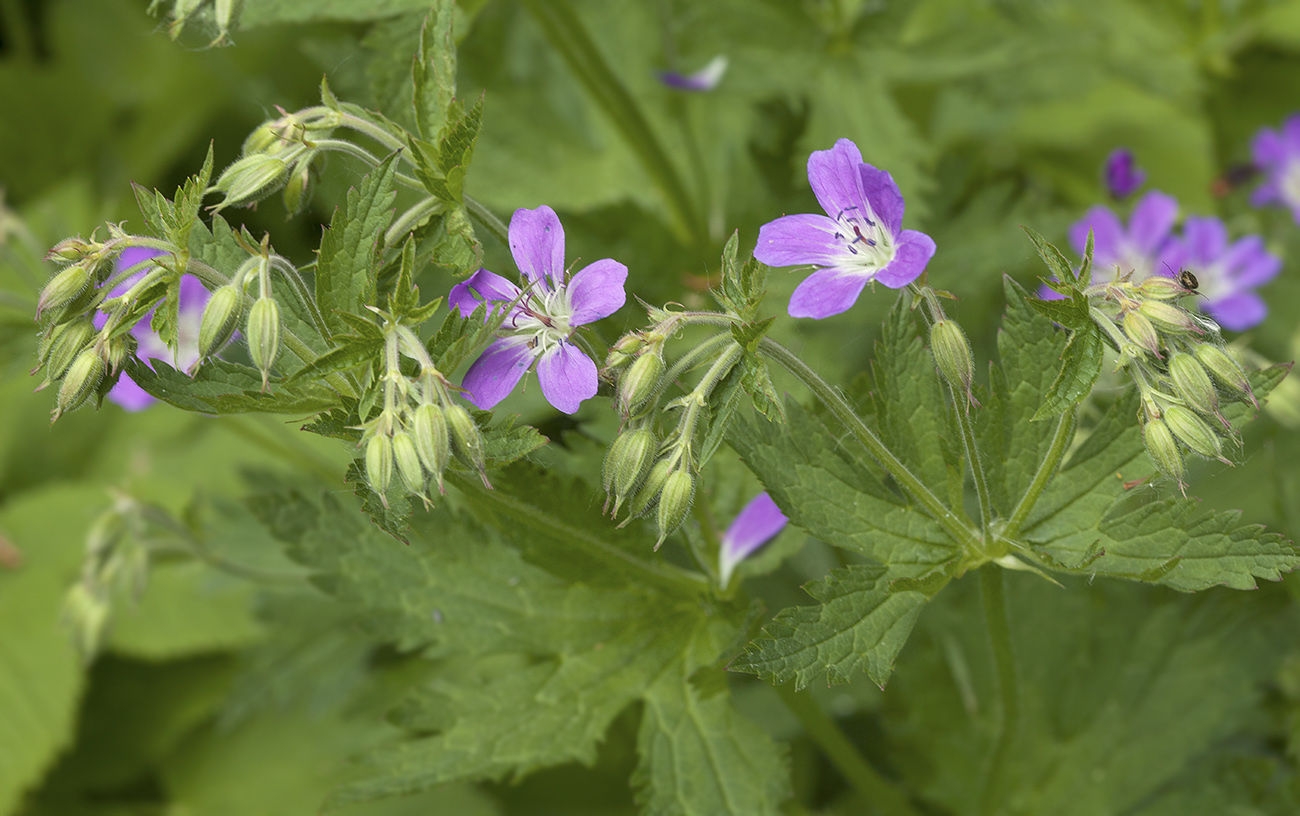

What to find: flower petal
left=754, top=213, right=845, bottom=268
left=449, top=269, right=521, bottom=319
left=1253, top=128, right=1285, bottom=167
left=1128, top=190, right=1179, bottom=255
left=461, top=337, right=535, bottom=410
left=807, top=139, right=868, bottom=222
left=859, top=163, right=905, bottom=236
left=536, top=341, right=597, bottom=414
left=1220, top=236, right=1281, bottom=288
left=1069, top=206, right=1124, bottom=266
left=106, top=373, right=157, bottom=412
left=874, top=229, right=935, bottom=288
left=109, top=247, right=168, bottom=298
left=718, top=492, right=788, bottom=586
left=567, top=258, right=628, bottom=326
left=177, top=274, right=211, bottom=317
left=1205, top=291, right=1267, bottom=332
left=509, top=206, right=565, bottom=289
left=1181, top=216, right=1227, bottom=266
left=787, top=267, right=870, bottom=319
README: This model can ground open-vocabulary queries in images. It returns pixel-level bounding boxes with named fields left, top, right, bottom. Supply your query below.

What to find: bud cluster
left=211, top=107, right=339, bottom=212
left=61, top=492, right=151, bottom=661
left=1086, top=270, right=1257, bottom=490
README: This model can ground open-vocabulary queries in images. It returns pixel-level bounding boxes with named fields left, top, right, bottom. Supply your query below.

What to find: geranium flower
left=1104, top=148, right=1145, bottom=199
left=718, top=492, right=788, bottom=587
left=97, top=247, right=209, bottom=411
left=1250, top=114, right=1300, bottom=223
left=754, top=138, right=935, bottom=319
left=450, top=206, right=627, bottom=414
left=1159, top=216, right=1280, bottom=331
left=1068, top=190, right=1179, bottom=283
left=658, top=56, right=728, bottom=92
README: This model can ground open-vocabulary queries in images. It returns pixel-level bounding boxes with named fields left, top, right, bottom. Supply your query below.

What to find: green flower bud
left=1192, top=343, right=1253, bottom=402
left=1168, top=352, right=1218, bottom=415
left=242, top=123, right=281, bottom=157
left=655, top=469, right=695, bottom=549
left=1142, top=419, right=1184, bottom=484
left=622, top=459, right=673, bottom=522
left=930, top=319, right=974, bottom=393
left=40, top=318, right=95, bottom=379
left=1139, top=276, right=1188, bottom=300
left=391, top=430, right=425, bottom=494
left=46, top=237, right=92, bottom=264
left=62, top=582, right=110, bottom=662
left=446, top=404, right=488, bottom=485
left=104, top=334, right=132, bottom=374
left=605, top=333, right=645, bottom=371
left=282, top=162, right=312, bottom=216
left=1139, top=300, right=1201, bottom=335
left=365, top=433, right=393, bottom=498
left=603, top=427, right=657, bottom=511
left=1121, top=310, right=1161, bottom=357
left=1163, top=404, right=1226, bottom=461
left=56, top=348, right=106, bottom=417
left=37, top=262, right=93, bottom=317
left=618, top=353, right=664, bottom=415
left=211, top=154, right=289, bottom=209
left=198, top=285, right=244, bottom=359
left=411, top=403, right=450, bottom=491
left=246, top=296, right=280, bottom=389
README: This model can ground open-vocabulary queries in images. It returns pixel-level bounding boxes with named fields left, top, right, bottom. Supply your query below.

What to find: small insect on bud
left=210, top=154, right=289, bottom=210
left=1163, top=404, right=1227, bottom=462
left=446, top=404, right=489, bottom=487
left=36, top=262, right=93, bottom=318
left=618, top=353, right=664, bottom=416
left=40, top=318, right=95, bottom=380
left=1168, top=352, right=1218, bottom=415
left=411, top=403, right=451, bottom=492
left=246, top=296, right=281, bottom=390
left=365, top=433, right=394, bottom=501
left=198, top=285, right=244, bottom=359
left=1192, top=343, right=1254, bottom=405
left=1142, top=419, right=1184, bottom=485
left=1139, top=275, right=1189, bottom=301
left=1139, top=300, right=1201, bottom=335
left=930, top=319, right=974, bottom=395
left=603, top=427, right=657, bottom=514
left=46, top=237, right=93, bottom=264
left=55, top=348, right=106, bottom=418
left=391, top=430, right=426, bottom=495
left=1121, top=310, right=1162, bottom=358
left=655, top=469, right=695, bottom=550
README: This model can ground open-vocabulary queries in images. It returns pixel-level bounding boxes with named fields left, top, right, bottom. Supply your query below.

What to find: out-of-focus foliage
left=5, top=0, right=1300, bottom=814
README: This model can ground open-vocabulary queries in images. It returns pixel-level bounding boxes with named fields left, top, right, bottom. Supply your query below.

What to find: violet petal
left=807, top=139, right=868, bottom=224
left=1069, top=206, right=1124, bottom=265
left=718, top=492, right=788, bottom=585
left=508, top=206, right=566, bottom=289
left=461, top=337, right=535, bottom=410
left=566, top=258, right=628, bottom=326
left=1205, top=291, right=1267, bottom=332
left=1128, top=191, right=1179, bottom=255
left=535, top=341, right=597, bottom=414
left=787, top=267, right=870, bottom=319
left=859, top=163, right=905, bottom=237
left=1181, top=216, right=1226, bottom=264
left=754, top=213, right=845, bottom=268
left=873, top=229, right=935, bottom=288
left=106, top=374, right=157, bottom=413
left=1222, top=236, right=1281, bottom=288
left=449, top=269, right=522, bottom=318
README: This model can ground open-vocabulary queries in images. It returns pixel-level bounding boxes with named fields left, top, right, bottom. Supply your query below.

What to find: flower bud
left=365, top=433, right=393, bottom=499
left=622, top=459, right=673, bottom=522
left=40, top=318, right=95, bottom=379
left=282, top=162, right=312, bottom=215
left=1193, top=343, right=1253, bottom=402
left=243, top=123, right=281, bottom=156
left=605, top=334, right=645, bottom=371
left=391, top=430, right=425, bottom=494
left=618, top=353, right=664, bottom=415
left=446, top=404, right=488, bottom=484
left=62, top=582, right=110, bottom=661
left=198, top=285, right=243, bottom=359
left=655, top=469, right=695, bottom=549
left=1139, top=300, right=1201, bottom=335
left=46, top=237, right=93, bottom=264
left=1121, top=310, right=1161, bottom=358
left=104, top=334, right=132, bottom=374
left=411, top=403, right=450, bottom=491
left=1139, top=276, right=1188, bottom=301
left=37, top=262, right=92, bottom=317
left=603, top=427, right=657, bottom=512
left=56, top=348, right=106, bottom=417
left=930, top=320, right=974, bottom=393
left=246, top=296, right=280, bottom=389
left=1142, top=419, right=1184, bottom=484
left=1163, top=404, right=1226, bottom=461
left=210, top=154, right=289, bottom=209
left=1168, top=352, right=1218, bottom=415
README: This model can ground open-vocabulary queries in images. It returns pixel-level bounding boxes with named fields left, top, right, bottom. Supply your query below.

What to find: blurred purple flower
left=96, top=247, right=210, bottom=411
left=718, top=492, right=788, bottom=587
left=1250, top=114, right=1300, bottom=223
left=755, top=138, right=936, bottom=319
left=1104, top=148, right=1146, bottom=199
left=658, top=56, right=728, bottom=92
left=450, top=206, right=627, bottom=414
left=1160, top=216, right=1280, bottom=331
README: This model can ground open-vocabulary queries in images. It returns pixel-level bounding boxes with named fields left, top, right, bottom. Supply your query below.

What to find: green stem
left=951, top=392, right=993, bottom=535
left=776, top=684, right=921, bottom=816
left=386, top=196, right=447, bottom=249
left=312, top=140, right=426, bottom=191
left=979, top=567, right=1019, bottom=816
left=757, top=337, right=977, bottom=547
left=520, top=0, right=705, bottom=249
left=465, top=196, right=510, bottom=246
left=1004, top=408, right=1076, bottom=539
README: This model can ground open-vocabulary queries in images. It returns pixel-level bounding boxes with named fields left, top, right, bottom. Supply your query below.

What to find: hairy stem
left=776, top=684, right=922, bottom=816
left=979, top=567, right=1019, bottom=816
left=1004, top=408, right=1076, bottom=539
left=465, top=196, right=510, bottom=246
left=951, top=393, right=993, bottom=534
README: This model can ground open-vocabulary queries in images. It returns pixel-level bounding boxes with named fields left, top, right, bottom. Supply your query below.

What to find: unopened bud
left=618, top=353, right=664, bottom=415
left=40, top=318, right=95, bottom=379
left=446, top=404, right=488, bottom=484
left=605, top=334, right=645, bottom=371
left=242, top=123, right=281, bottom=157
left=622, top=459, right=673, bottom=522
left=1121, top=311, right=1161, bottom=357
left=603, top=427, right=656, bottom=507
left=1168, top=353, right=1218, bottom=414
left=198, top=285, right=243, bottom=359
left=1139, top=300, right=1201, bottom=335
left=1193, top=343, right=1253, bottom=401
left=391, top=430, right=425, bottom=494
left=411, top=403, right=450, bottom=491
left=56, top=349, right=106, bottom=417
left=47, top=237, right=93, bottom=264
left=1163, top=404, right=1225, bottom=461
left=1142, top=419, right=1184, bottom=484
left=1139, top=276, right=1189, bottom=300
left=655, top=470, right=695, bottom=549
left=365, top=434, right=393, bottom=498
left=282, top=162, right=312, bottom=215
left=37, top=262, right=93, bottom=317
left=62, top=582, right=110, bottom=661
left=246, top=296, right=280, bottom=389
left=930, top=319, right=974, bottom=393
left=104, top=334, right=132, bottom=374
left=210, top=154, right=289, bottom=209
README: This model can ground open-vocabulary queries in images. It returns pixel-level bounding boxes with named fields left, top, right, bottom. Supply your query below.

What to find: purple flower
left=1159, top=216, right=1280, bottom=331
left=718, top=492, right=788, bottom=587
left=450, top=206, right=627, bottom=414
left=96, top=247, right=209, bottom=412
left=1064, top=190, right=1179, bottom=286
left=1104, top=148, right=1146, bottom=199
left=658, top=56, right=728, bottom=92
left=754, top=139, right=936, bottom=319
left=1250, top=114, right=1300, bottom=223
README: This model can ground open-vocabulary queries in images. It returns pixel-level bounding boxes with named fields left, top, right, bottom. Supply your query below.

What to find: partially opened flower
left=1250, top=114, right=1300, bottom=223
left=1160, top=216, right=1280, bottom=331
left=717, top=492, right=788, bottom=588
left=755, top=138, right=936, bottom=319
left=658, top=55, right=728, bottom=92
left=1104, top=148, right=1146, bottom=199
left=450, top=206, right=627, bottom=414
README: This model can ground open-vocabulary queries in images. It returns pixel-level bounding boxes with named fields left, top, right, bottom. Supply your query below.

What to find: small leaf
left=316, top=153, right=400, bottom=338
left=1032, top=323, right=1103, bottom=420
left=1022, top=226, right=1078, bottom=285
left=412, top=0, right=457, bottom=141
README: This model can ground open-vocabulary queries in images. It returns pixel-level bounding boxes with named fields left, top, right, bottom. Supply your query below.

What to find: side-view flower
left=1251, top=113, right=1300, bottom=223
left=450, top=205, right=628, bottom=414
left=717, top=492, right=788, bottom=588
left=754, top=138, right=936, bottom=319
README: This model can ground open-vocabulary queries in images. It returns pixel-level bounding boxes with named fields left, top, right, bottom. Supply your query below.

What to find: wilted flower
left=658, top=56, right=728, bottom=92
left=1159, top=216, right=1280, bottom=331
left=717, top=492, right=788, bottom=587
left=1104, top=148, right=1146, bottom=199
left=755, top=139, right=935, bottom=319
left=1250, top=113, right=1300, bottom=223
left=450, top=206, right=627, bottom=414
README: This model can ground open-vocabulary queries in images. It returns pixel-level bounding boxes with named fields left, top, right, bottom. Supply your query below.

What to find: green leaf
left=731, top=563, right=943, bottom=689
left=1031, top=322, right=1103, bottom=420
left=108, top=562, right=264, bottom=659
left=316, top=153, right=400, bottom=338
left=1024, top=291, right=1092, bottom=330
left=412, top=1, right=456, bottom=141
left=730, top=317, right=774, bottom=352
left=284, top=339, right=382, bottom=386
left=740, top=354, right=785, bottom=424
left=1022, top=226, right=1079, bottom=285
left=127, top=358, right=339, bottom=415
left=423, top=206, right=483, bottom=275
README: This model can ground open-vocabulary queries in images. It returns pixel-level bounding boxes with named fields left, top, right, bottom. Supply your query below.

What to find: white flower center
left=1281, top=159, right=1300, bottom=209
left=833, top=205, right=894, bottom=273
left=509, top=282, right=574, bottom=355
